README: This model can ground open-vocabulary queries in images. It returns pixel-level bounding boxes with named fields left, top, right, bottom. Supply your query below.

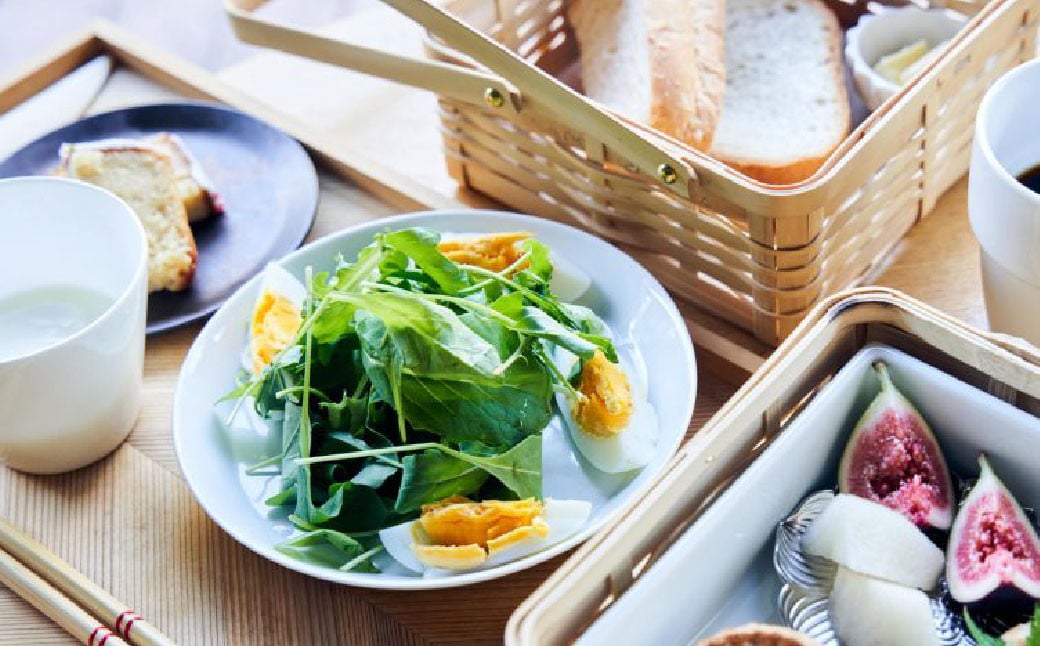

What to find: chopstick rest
left=0, top=518, right=175, bottom=646
left=0, top=546, right=128, bottom=645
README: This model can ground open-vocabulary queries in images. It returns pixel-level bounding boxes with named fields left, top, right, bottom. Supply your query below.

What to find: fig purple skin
left=838, top=362, right=954, bottom=530
left=947, top=454, right=1040, bottom=604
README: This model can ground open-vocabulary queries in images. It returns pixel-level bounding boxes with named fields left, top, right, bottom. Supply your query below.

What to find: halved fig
left=947, top=455, right=1040, bottom=604
left=838, top=362, right=954, bottom=531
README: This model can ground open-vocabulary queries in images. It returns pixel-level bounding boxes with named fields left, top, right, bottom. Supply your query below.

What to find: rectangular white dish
left=578, top=343, right=1040, bottom=645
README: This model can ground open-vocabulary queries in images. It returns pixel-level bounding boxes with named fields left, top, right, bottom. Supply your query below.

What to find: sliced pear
left=830, top=565, right=938, bottom=646
left=803, top=493, right=943, bottom=590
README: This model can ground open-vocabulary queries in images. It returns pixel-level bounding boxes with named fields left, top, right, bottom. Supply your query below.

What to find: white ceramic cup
left=0, top=177, right=148, bottom=473
left=969, top=59, right=1040, bottom=346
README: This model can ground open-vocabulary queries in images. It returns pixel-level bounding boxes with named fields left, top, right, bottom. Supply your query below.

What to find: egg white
left=438, top=232, right=590, bottom=302
left=555, top=350, right=660, bottom=474
left=241, top=263, right=308, bottom=373
left=378, top=498, right=592, bottom=576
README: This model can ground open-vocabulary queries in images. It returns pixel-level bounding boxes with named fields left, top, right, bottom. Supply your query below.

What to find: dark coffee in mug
left=1017, top=164, right=1040, bottom=195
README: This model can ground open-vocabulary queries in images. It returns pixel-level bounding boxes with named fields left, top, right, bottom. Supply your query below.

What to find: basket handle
left=224, top=0, right=520, bottom=111
left=225, top=0, right=698, bottom=198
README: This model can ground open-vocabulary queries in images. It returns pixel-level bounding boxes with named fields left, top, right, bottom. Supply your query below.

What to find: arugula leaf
left=395, top=449, right=489, bottom=513
left=309, top=242, right=407, bottom=344
left=275, top=529, right=378, bottom=572
left=514, top=306, right=614, bottom=361
left=307, top=436, right=541, bottom=512
left=265, top=488, right=295, bottom=506
left=350, top=461, right=398, bottom=489
left=490, top=291, right=524, bottom=319
left=332, top=240, right=405, bottom=292
left=459, top=310, right=520, bottom=362
left=362, top=345, right=553, bottom=446
left=382, top=228, right=469, bottom=294
left=319, top=391, right=368, bottom=434
left=520, top=238, right=552, bottom=283
left=964, top=609, right=1007, bottom=646
left=354, top=297, right=553, bottom=446
left=441, top=434, right=542, bottom=500
left=1028, top=603, right=1040, bottom=646
left=316, top=482, right=389, bottom=532
left=348, top=293, right=504, bottom=375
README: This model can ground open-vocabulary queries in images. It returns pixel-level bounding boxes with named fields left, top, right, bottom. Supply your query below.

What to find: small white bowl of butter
left=845, top=7, right=968, bottom=111
left=0, top=177, right=148, bottom=473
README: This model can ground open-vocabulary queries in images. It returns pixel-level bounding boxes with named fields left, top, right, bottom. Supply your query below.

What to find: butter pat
left=874, top=39, right=947, bottom=86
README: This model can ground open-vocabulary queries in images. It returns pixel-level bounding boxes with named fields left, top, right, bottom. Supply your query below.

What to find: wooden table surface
left=0, top=4, right=995, bottom=645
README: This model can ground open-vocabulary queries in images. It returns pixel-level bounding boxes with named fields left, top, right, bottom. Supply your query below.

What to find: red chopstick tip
left=115, top=610, right=140, bottom=638
left=88, top=625, right=115, bottom=646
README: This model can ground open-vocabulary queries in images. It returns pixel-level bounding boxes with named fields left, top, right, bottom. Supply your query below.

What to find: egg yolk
left=437, top=232, right=532, bottom=272
left=572, top=350, right=633, bottom=438
left=411, top=496, right=549, bottom=569
left=250, top=291, right=301, bottom=374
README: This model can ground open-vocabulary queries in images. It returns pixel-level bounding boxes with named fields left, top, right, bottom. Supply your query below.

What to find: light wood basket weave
left=227, top=0, right=1038, bottom=345
left=506, top=287, right=1040, bottom=643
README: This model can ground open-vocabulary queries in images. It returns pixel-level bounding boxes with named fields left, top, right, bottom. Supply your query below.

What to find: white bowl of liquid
left=0, top=177, right=148, bottom=473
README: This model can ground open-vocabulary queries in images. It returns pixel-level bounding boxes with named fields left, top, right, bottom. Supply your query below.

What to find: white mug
left=969, top=58, right=1040, bottom=346
left=0, top=177, right=148, bottom=473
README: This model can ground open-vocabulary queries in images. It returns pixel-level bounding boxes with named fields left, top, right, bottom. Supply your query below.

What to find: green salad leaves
left=964, top=604, right=1040, bottom=646
left=228, top=228, right=611, bottom=572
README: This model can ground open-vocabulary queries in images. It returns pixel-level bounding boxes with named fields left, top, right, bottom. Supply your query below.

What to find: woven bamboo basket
left=505, top=286, right=1040, bottom=643
left=226, top=0, right=1038, bottom=345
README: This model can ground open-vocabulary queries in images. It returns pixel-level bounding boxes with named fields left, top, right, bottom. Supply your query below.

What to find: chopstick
left=0, top=518, right=175, bottom=646
left=0, top=545, right=128, bottom=645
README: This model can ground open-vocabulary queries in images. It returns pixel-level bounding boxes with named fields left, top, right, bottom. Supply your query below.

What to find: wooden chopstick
left=0, top=519, right=175, bottom=646
left=0, top=545, right=128, bottom=646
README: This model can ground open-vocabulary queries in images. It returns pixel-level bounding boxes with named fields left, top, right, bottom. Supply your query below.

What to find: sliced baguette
left=709, top=0, right=849, bottom=184
left=62, top=144, right=198, bottom=292
left=568, top=0, right=726, bottom=151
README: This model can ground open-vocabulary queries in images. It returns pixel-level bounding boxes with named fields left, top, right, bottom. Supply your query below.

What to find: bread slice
left=568, top=0, right=726, bottom=151
left=61, top=144, right=198, bottom=292
left=709, top=0, right=849, bottom=184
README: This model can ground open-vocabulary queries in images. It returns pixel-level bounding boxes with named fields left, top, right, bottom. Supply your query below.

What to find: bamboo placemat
left=0, top=69, right=739, bottom=644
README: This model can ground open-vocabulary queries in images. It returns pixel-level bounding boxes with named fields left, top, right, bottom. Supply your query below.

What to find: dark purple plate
left=0, top=102, right=318, bottom=334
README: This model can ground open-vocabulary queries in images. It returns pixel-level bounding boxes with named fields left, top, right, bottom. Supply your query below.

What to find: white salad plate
left=172, top=210, right=697, bottom=589
left=579, top=343, right=1040, bottom=645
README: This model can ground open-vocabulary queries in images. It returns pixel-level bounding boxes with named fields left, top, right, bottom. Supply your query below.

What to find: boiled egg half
left=437, top=232, right=590, bottom=302
left=245, top=263, right=307, bottom=375
left=555, top=348, right=659, bottom=473
left=379, top=496, right=592, bottom=574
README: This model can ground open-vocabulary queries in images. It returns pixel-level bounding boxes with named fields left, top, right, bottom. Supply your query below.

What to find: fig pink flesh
left=844, top=408, right=950, bottom=527
left=954, top=491, right=1040, bottom=585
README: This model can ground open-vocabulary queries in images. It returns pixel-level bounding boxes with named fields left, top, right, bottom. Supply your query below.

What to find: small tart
left=696, top=624, right=821, bottom=646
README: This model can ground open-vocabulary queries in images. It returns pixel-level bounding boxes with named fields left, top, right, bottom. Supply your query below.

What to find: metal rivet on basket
left=484, top=87, right=505, bottom=108
left=657, top=163, right=678, bottom=184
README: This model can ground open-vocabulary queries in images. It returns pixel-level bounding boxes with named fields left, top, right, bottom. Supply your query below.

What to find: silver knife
left=0, top=55, right=112, bottom=162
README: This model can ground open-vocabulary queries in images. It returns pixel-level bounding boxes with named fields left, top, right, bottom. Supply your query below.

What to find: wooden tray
left=0, top=21, right=743, bottom=645
left=507, top=286, right=1040, bottom=644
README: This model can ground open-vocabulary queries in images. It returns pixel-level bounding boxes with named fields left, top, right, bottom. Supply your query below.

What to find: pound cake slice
left=145, top=133, right=219, bottom=223
left=60, top=134, right=218, bottom=223
left=61, top=144, right=197, bottom=292
left=568, top=0, right=727, bottom=151
left=709, top=0, right=849, bottom=184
